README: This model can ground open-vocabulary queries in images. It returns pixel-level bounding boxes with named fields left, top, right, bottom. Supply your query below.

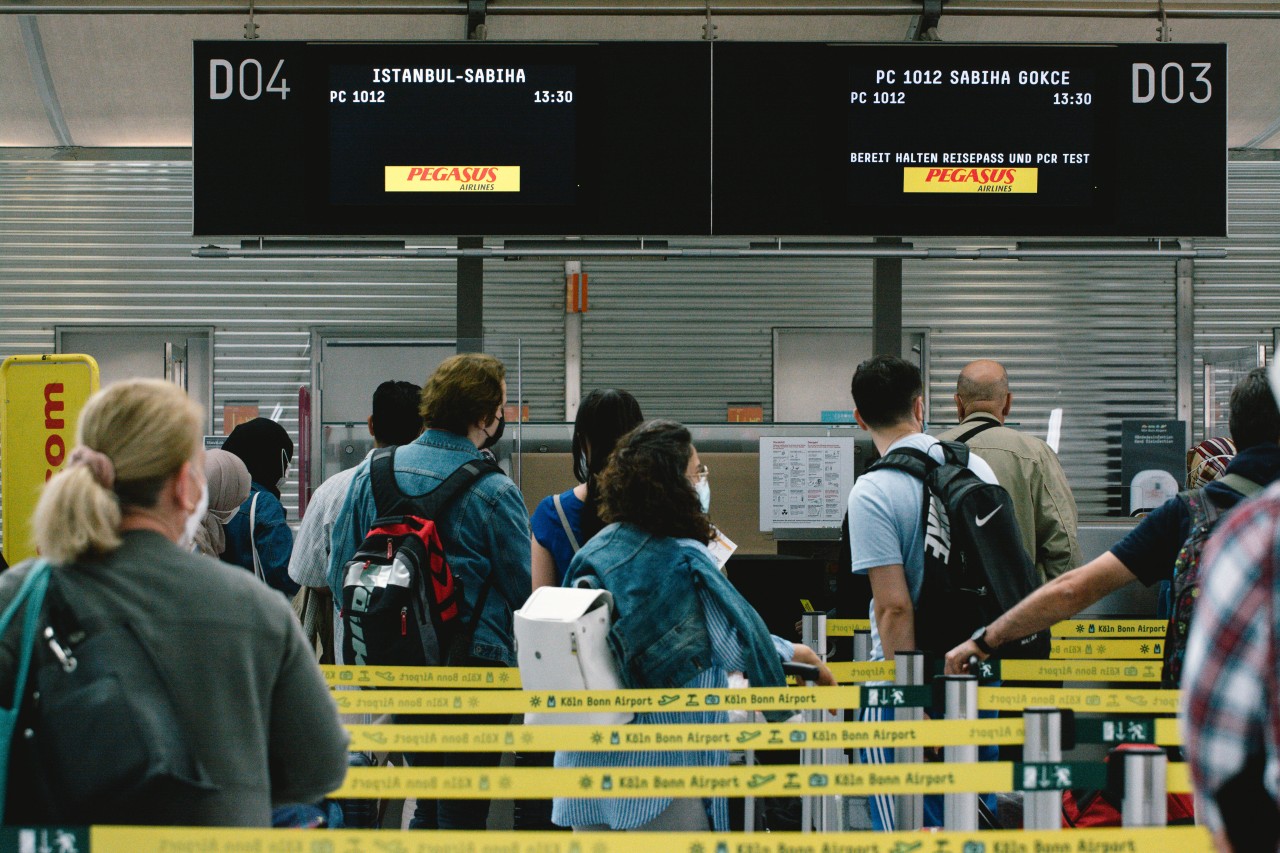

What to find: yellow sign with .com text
left=1, top=354, right=99, bottom=565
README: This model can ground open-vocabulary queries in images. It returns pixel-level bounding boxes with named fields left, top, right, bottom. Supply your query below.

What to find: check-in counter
left=509, top=422, right=868, bottom=556
left=1075, top=519, right=1158, bottom=618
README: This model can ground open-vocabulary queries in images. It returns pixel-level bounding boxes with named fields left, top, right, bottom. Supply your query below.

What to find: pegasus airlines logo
left=384, top=166, right=520, bottom=193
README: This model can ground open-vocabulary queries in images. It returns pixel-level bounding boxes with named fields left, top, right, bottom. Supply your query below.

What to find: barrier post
left=940, top=674, right=978, bottom=830
left=894, top=650, right=926, bottom=831
left=1122, top=745, right=1168, bottom=827
left=853, top=630, right=872, bottom=663
left=1023, top=707, right=1063, bottom=830
left=799, top=613, right=842, bottom=832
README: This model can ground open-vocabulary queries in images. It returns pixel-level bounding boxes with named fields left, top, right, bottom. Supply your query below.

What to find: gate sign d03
left=1, top=355, right=100, bottom=565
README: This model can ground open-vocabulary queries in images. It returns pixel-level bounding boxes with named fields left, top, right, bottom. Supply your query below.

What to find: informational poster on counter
left=1121, top=419, right=1186, bottom=516
left=759, top=437, right=856, bottom=532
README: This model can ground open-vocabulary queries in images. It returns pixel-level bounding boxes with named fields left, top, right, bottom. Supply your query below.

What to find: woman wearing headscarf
left=222, top=418, right=299, bottom=596
left=193, top=449, right=252, bottom=559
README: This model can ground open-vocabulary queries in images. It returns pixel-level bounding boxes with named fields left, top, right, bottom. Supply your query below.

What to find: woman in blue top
left=553, top=420, right=834, bottom=832
left=519, top=389, right=645, bottom=831
left=529, top=388, right=643, bottom=589
left=221, top=417, right=299, bottom=596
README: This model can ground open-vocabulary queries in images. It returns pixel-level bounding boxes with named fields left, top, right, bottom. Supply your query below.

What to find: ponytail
left=32, top=463, right=122, bottom=563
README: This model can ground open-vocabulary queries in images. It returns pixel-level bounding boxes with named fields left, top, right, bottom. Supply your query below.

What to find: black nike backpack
left=869, top=440, right=1050, bottom=659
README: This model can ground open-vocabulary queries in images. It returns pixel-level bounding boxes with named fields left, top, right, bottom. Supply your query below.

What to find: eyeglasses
left=692, top=464, right=709, bottom=484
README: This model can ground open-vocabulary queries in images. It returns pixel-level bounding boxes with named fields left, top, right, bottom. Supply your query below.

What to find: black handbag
left=7, top=571, right=215, bottom=824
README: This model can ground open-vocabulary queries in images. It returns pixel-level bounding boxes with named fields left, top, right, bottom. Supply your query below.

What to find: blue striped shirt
left=552, top=574, right=794, bottom=830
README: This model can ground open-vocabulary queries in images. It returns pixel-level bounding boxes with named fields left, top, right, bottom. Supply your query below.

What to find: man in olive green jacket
left=937, top=359, right=1081, bottom=581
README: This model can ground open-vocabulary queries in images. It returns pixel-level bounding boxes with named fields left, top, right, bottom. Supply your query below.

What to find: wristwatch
left=970, top=625, right=996, bottom=656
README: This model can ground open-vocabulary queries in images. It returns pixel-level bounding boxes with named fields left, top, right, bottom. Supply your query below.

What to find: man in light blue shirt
left=847, top=355, right=999, bottom=830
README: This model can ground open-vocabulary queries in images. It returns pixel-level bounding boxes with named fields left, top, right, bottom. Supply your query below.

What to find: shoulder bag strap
left=553, top=492, right=582, bottom=554
left=954, top=419, right=1000, bottom=444
left=1219, top=472, right=1264, bottom=499
left=0, top=560, right=53, bottom=823
left=868, top=446, right=937, bottom=480
left=248, top=492, right=265, bottom=582
left=412, top=458, right=503, bottom=519
left=368, top=446, right=402, bottom=517
left=937, top=440, right=972, bottom=467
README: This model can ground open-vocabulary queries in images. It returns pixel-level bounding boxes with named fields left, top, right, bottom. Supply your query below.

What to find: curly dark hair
left=597, top=419, right=713, bottom=544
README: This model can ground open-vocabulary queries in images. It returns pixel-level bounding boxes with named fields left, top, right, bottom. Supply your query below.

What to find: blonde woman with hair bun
left=0, top=379, right=349, bottom=826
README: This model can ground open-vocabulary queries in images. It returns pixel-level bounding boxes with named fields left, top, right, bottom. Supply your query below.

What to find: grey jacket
left=0, top=530, right=349, bottom=826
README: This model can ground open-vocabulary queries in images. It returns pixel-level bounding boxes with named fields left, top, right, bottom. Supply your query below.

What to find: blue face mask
left=695, top=480, right=711, bottom=514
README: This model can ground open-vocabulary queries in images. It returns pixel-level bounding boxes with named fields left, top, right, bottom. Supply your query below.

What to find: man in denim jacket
left=328, top=353, right=532, bottom=830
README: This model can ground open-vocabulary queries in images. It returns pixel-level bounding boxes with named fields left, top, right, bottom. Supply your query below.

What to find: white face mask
left=180, top=479, right=210, bottom=551
left=695, top=479, right=711, bottom=514
left=209, top=505, right=238, bottom=525
left=276, top=449, right=291, bottom=492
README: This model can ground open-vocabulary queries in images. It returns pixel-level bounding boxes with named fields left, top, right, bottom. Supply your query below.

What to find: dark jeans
left=397, top=710, right=508, bottom=830
left=513, top=749, right=564, bottom=830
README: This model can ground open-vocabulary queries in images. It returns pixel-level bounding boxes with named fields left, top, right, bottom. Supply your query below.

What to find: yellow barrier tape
left=980, top=687, right=1181, bottom=713
left=826, top=661, right=896, bottom=682
left=1156, top=717, right=1183, bottom=746
left=826, top=617, right=1169, bottom=641
left=1053, top=619, right=1169, bottom=638
left=333, top=762, right=1012, bottom=798
left=1051, top=639, right=1164, bottom=659
left=324, top=658, right=1163, bottom=690
left=89, top=826, right=1215, bottom=853
left=1168, top=761, right=1192, bottom=793
left=827, top=659, right=1164, bottom=683
left=826, top=618, right=872, bottom=635
left=346, top=718, right=1026, bottom=752
left=1000, top=659, right=1164, bottom=682
left=322, top=664, right=519, bottom=688
left=332, top=686, right=864, bottom=715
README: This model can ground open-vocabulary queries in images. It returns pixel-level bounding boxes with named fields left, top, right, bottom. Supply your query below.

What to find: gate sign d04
left=1, top=355, right=100, bottom=565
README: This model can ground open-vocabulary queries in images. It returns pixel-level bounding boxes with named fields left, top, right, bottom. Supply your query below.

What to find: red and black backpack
left=340, top=448, right=500, bottom=667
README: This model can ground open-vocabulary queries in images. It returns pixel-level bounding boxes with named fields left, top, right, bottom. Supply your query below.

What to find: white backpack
left=514, top=586, right=633, bottom=726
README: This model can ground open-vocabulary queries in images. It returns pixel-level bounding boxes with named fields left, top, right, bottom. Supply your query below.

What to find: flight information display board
left=193, top=42, right=711, bottom=235
left=193, top=41, right=1226, bottom=237
left=711, top=43, right=1226, bottom=236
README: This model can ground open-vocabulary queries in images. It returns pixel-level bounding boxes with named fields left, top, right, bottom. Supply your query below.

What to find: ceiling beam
left=18, top=15, right=72, bottom=146
left=2, top=0, right=1280, bottom=17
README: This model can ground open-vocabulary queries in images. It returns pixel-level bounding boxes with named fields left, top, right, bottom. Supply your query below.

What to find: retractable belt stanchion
left=939, top=674, right=979, bottom=831
left=800, top=612, right=843, bottom=833
left=852, top=630, right=872, bottom=664
left=743, top=736, right=757, bottom=833
left=1122, top=745, right=1168, bottom=827
left=894, top=650, right=926, bottom=831
left=1024, top=707, right=1065, bottom=830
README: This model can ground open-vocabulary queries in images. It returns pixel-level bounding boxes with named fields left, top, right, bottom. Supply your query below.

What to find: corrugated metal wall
left=1, top=157, right=1279, bottom=543
left=0, top=159, right=457, bottom=529
left=1195, top=162, right=1280, bottom=436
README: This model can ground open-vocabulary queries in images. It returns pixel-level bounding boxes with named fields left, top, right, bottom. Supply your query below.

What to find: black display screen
left=711, top=43, right=1226, bottom=236
left=193, top=41, right=710, bottom=236
left=193, top=41, right=1226, bottom=237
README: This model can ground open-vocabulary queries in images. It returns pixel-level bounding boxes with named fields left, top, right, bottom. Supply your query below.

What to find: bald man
left=937, top=360, right=1081, bottom=581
